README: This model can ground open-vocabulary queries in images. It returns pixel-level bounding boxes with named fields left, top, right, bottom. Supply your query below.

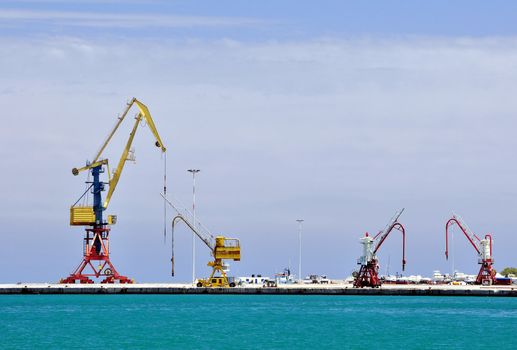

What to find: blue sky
left=3, top=1, right=517, bottom=39
left=1, top=1, right=517, bottom=283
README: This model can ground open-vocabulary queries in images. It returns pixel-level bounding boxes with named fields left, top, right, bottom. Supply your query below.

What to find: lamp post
left=296, top=219, right=304, bottom=283
left=188, top=169, right=200, bottom=284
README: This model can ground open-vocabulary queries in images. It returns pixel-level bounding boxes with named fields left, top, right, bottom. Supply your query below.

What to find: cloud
left=0, top=9, right=263, bottom=29
left=1, top=35, right=517, bottom=282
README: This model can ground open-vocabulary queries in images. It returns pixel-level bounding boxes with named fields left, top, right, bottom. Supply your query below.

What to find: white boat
left=407, top=275, right=422, bottom=284
left=433, top=270, right=455, bottom=284
left=275, top=268, right=296, bottom=284
left=382, top=275, right=397, bottom=283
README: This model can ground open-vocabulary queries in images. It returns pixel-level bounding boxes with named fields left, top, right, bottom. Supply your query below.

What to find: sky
left=1, top=1, right=517, bottom=283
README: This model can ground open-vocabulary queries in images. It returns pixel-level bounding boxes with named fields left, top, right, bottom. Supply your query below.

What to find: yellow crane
left=62, top=98, right=166, bottom=284
left=162, top=195, right=241, bottom=288
left=70, top=97, right=166, bottom=220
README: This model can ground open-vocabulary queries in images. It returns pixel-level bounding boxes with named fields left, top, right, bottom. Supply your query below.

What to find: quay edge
left=0, top=284, right=516, bottom=296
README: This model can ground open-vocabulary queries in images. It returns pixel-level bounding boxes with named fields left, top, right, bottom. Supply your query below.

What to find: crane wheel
left=104, top=268, right=113, bottom=276
left=229, top=282, right=236, bottom=288
left=196, top=282, right=203, bottom=288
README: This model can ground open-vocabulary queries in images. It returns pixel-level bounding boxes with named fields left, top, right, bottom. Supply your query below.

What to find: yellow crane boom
left=91, top=98, right=166, bottom=165
left=72, top=98, right=166, bottom=211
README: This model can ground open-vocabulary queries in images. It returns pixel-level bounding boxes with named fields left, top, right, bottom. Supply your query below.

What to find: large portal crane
left=445, top=213, right=496, bottom=285
left=61, top=98, right=166, bottom=284
left=161, top=195, right=241, bottom=288
left=354, top=208, right=406, bottom=288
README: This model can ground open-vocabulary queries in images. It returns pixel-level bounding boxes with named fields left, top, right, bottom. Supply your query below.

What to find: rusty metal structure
left=354, top=209, right=406, bottom=288
left=445, top=213, right=496, bottom=285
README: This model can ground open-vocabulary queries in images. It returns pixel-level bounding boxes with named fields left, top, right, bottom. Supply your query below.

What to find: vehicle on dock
left=450, top=280, right=467, bottom=286
left=464, top=275, right=477, bottom=284
left=197, top=276, right=237, bottom=288
left=237, top=275, right=270, bottom=286
left=304, top=274, right=330, bottom=284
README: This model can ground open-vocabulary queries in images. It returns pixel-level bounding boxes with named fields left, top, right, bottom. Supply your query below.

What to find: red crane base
left=60, top=227, right=133, bottom=284
left=354, top=260, right=381, bottom=288
left=476, top=260, right=496, bottom=285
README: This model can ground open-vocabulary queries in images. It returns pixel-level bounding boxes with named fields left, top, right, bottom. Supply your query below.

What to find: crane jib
left=71, top=97, right=167, bottom=215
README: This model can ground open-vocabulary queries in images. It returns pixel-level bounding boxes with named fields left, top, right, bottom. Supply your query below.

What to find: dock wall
left=1, top=284, right=516, bottom=296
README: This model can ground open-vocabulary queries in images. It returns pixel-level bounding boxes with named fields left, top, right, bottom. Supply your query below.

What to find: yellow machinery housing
left=70, top=207, right=116, bottom=226
left=214, top=236, right=241, bottom=260
left=199, top=236, right=241, bottom=288
left=70, top=206, right=96, bottom=226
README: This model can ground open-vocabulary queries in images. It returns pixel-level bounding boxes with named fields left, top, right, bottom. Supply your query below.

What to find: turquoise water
left=1, top=295, right=516, bottom=349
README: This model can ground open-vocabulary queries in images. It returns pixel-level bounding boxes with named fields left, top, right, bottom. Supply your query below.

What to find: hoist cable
left=163, top=151, right=167, bottom=244
left=73, top=183, right=94, bottom=207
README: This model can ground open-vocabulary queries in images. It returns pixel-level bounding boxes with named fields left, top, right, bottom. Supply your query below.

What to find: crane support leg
left=208, top=261, right=230, bottom=287
left=60, top=227, right=133, bottom=284
left=195, top=259, right=236, bottom=288
left=354, top=260, right=381, bottom=288
left=476, top=260, right=496, bottom=285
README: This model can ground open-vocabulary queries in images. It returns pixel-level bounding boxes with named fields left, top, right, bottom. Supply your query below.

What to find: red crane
left=354, top=209, right=406, bottom=288
left=445, top=213, right=496, bottom=285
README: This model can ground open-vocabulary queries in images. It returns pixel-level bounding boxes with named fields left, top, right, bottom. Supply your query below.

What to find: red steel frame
left=445, top=218, right=496, bottom=285
left=354, top=222, right=406, bottom=288
left=60, top=227, right=132, bottom=284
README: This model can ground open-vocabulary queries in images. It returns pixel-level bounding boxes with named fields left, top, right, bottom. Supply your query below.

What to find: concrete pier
left=1, top=283, right=516, bottom=296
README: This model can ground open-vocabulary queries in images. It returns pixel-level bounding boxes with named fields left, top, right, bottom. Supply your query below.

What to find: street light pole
left=188, top=169, right=200, bottom=284
left=296, top=219, right=304, bottom=283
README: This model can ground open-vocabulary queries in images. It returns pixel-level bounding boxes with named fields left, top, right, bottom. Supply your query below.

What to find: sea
left=0, top=295, right=516, bottom=349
